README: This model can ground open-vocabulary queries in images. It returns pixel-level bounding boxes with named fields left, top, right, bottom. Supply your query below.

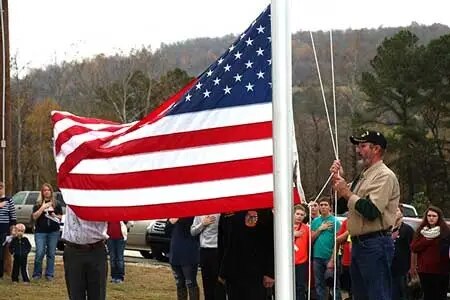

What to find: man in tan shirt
left=330, top=130, right=400, bottom=300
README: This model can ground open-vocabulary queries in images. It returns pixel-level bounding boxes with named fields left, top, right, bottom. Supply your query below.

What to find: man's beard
left=356, top=157, right=370, bottom=169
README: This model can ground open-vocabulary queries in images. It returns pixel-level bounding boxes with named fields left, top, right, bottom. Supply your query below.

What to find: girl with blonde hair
left=31, top=183, right=63, bottom=280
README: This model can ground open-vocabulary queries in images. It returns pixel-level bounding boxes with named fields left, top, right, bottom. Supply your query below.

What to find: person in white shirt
left=62, top=206, right=108, bottom=300
left=191, top=214, right=225, bottom=300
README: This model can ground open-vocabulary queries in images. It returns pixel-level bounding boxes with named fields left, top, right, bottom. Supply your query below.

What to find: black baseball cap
left=350, top=130, right=387, bottom=149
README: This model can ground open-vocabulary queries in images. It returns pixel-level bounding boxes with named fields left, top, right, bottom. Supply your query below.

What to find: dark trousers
left=226, top=278, right=266, bottom=300
left=63, top=244, right=107, bottom=300
left=295, top=262, right=307, bottom=300
left=12, top=254, right=30, bottom=282
left=340, top=265, right=352, bottom=294
left=391, top=274, right=408, bottom=300
left=419, top=272, right=449, bottom=300
left=200, top=248, right=226, bottom=300
left=0, top=232, right=6, bottom=278
left=351, top=235, right=394, bottom=300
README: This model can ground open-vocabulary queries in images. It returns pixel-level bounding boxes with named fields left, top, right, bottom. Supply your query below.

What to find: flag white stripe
left=55, top=102, right=271, bottom=150
left=70, top=138, right=273, bottom=174
left=55, top=131, right=117, bottom=170
left=55, top=103, right=272, bottom=170
left=61, top=173, right=274, bottom=206
left=53, top=118, right=136, bottom=140
left=106, top=102, right=272, bottom=147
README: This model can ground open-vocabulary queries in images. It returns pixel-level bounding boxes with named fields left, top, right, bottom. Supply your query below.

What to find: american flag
left=52, top=5, right=302, bottom=221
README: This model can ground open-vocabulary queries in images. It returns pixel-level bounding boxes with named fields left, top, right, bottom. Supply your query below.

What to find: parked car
left=126, top=219, right=170, bottom=261
left=399, top=203, right=418, bottom=218
left=12, top=190, right=66, bottom=250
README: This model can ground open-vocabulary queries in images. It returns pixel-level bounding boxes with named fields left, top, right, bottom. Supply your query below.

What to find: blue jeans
left=351, top=235, right=394, bottom=300
left=107, top=238, right=126, bottom=281
left=313, top=258, right=341, bottom=300
left=171, top=264, right=198, bottom=289
left=33, top=231, right=60, bottom=278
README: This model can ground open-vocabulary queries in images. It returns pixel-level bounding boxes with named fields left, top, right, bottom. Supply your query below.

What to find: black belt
left=65, top=240, right=105, bottom=250
left=351, top=229, right=391, bottom=243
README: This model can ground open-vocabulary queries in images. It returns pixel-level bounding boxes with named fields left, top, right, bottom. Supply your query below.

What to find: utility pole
left=0, top=0, right=12, bottom=193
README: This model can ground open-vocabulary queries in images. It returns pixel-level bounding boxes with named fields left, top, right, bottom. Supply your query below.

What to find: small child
left=9, top=223, right=32, bottom=283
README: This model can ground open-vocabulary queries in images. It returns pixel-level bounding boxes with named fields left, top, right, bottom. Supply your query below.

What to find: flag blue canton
left=168, top=6, right=272, bottom=115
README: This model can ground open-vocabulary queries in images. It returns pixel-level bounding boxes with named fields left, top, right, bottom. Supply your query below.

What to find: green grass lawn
left=0, top=256, right=182, bottom=300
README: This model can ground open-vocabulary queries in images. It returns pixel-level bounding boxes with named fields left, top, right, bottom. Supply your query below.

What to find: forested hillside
left=10, top=24, right=450, bottom=213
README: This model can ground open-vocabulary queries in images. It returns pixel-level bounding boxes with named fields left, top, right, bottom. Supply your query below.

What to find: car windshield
left=12, top=192, right=27, bottom=205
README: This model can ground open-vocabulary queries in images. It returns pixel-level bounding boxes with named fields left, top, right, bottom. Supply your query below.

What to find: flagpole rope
left=307, top=30, right=340, bottom=300
left=309, top=32, right=338, bottom=159
left=307, top=204, right=313, bottom=300
left=330, top=30, right=339, bottom=300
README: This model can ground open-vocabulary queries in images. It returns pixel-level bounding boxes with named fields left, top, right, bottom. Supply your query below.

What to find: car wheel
left=139, top=251, right=153, bottom=259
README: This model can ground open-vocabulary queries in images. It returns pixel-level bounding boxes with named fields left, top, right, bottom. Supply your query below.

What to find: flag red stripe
left=68, top=188, right=300, bottom=221
left=60, top=156, right=273, bottom=190
left=57, top=121, right=271, bottom=180
left=58, top=139, right=106, bottom=182
left=87, top=121, right=272, bottom=159
left=69, top=192, right=275, bottom=221
left=55, top=125, right=125, bottom=155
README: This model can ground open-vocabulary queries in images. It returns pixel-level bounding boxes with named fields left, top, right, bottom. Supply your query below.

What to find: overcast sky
left=8, top=0, right=450, bottom=70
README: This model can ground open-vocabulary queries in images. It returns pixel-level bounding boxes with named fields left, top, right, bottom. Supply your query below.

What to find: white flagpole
left=271, top=0, right=295, bottom=299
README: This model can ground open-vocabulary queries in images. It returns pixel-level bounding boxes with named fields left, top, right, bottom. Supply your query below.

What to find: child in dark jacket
left=9, top=223, right=32, bottom=282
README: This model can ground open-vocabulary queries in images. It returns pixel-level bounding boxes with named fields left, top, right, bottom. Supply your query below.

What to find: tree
left=22, top=99, right=61, bottom=189
left=359, top=30, right=426, bottom=202
left=358, top=30, right=450, bottom=210
left=95, top=70, right=151, bottom=122
left=418, top=34, right=450, bottom=209
left=95, top=68, right=193, bottom=123
left=10, top=53, right=33, bottom=191
left=148, top=68, right=193, bottom=112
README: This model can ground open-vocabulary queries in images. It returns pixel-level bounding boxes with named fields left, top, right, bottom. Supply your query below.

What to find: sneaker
left=46, top=276, right=54, bottom=281
left=116, top=279, right=124, bottom=284
left=32, top=276, right=41, bottom=280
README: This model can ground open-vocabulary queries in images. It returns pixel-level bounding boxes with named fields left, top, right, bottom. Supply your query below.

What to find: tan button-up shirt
left=347, top=160, right=400, bottom=236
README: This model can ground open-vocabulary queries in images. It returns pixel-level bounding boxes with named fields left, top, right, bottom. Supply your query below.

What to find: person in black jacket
left=9, top=223, right=32, bottom=282
left=218, top=209, right=274, bottom=300
left=391, top=206, right=414, bottom=300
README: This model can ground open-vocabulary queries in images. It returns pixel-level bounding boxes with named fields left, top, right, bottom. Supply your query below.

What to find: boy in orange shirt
left=294, top=204, right=310, bottom=300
